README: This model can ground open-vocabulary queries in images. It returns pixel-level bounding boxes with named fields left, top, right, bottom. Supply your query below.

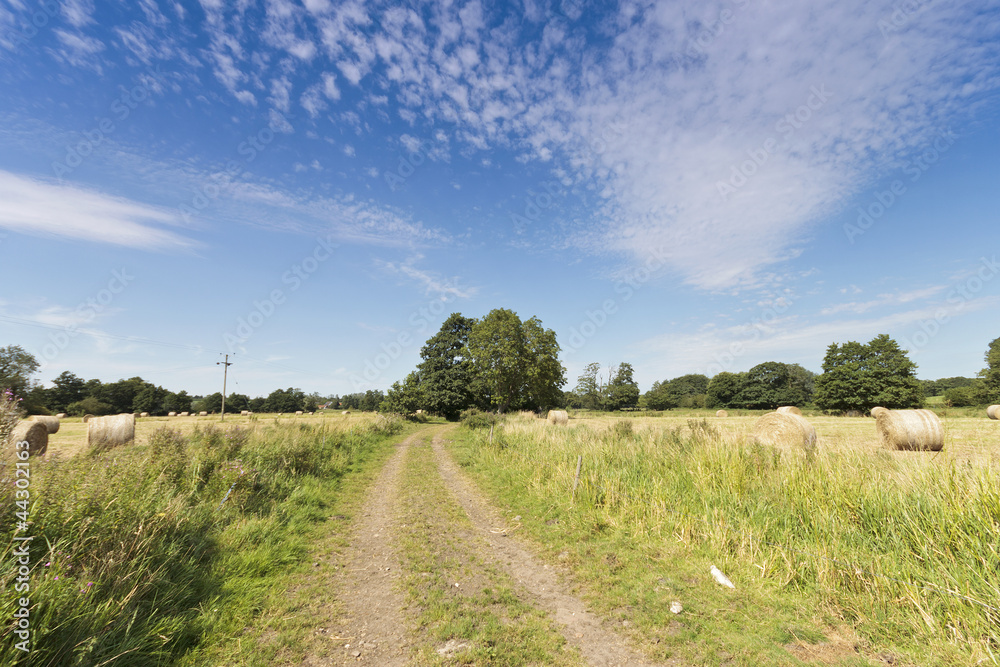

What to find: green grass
left=448, top=415, right=1000, bottom=666
left=0, top=415, right=407, bottom=666
left=396, top=431, right=581, bottom=666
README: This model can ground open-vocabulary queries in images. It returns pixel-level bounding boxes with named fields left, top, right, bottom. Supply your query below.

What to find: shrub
left=461, top=408, right=503, bottom=430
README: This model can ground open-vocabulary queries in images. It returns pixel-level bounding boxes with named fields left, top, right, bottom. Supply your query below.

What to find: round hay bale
left=139, top=412, right=149, bottom=418
left=6, top=421, right=48, bottom=457
left=342, top=410, right=350, bottom=415
left=546, top=410, right=569, bottom=426
left=776, top=406, right=802, bottom=416
left=295, top=410, right=303, bottom=415
left=240, top=410, right=249, bottom=416
left=874, top=409, right=943, bottom=451
left=199, top=411, right=208, bottom=417
left=987, top=405, right=1000, bottom=420
left=55, top=413, right=66, bottom=419
left=30, top=415, right=60, bottom=434
left=168, top=411, right=177, bottom=417
left=715, top=409, right=728, bottom=418
left=752, top=412, right=817, bottom=451
left=87, top=413, right=136, bottom=452
left=870, top=407, right=889, bottom=419
left=179, top=412, right=189, bottom=417
left=82, top=414, right=94, bottom=423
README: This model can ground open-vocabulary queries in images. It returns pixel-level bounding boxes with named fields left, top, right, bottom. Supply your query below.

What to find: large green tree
left=381, top=372, right=426, bottom=414
left=574, top=362, right=605, bottom=410
left=415, top=314, right=477, bottom=419
left=0, top=345, right=39, bottom=398
left=605, top=362, right=640, bottom=410
left=706, top=371, right=748, bottom=409
left=813, top=334, right=923, bottom=412
left=979, top=336, right=1000, bottom=403
left=737, top=362, right=815, bottom=409
left=466, top=309, right=565, bottom=413
left=47, top=371, right=87, bottom=412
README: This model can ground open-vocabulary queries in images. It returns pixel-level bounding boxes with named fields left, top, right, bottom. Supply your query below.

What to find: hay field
left=43, top=410, right=369, bottom=460
left=459, top=409, right=1000, bottom=663
left=545, top=409, right=999, bottom=466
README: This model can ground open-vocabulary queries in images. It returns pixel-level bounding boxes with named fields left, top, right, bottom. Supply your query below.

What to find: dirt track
left=315, top=426, right=675, bottom=666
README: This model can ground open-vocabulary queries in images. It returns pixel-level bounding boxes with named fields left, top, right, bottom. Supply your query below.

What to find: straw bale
left=752, top=412, right=817, bottom=451
left=874, top=409, right=943, bottom=451
left=87, top=413, right=135, bottom=452
left=546, top=409, right=569, bottom=426
left=7, top=420, right=48, bottom=457
left=715, top=409, right=728, bottom=418
left=31, top=415, right=60, bottom=434
left=986, top=405, right=1000, bottom=420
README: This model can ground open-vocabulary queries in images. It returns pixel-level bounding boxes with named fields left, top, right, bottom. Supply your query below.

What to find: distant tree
left=264, top=388, right=306, bottom=413
left=813, top=334, right=922, bottom=412
left=47, top=371, right=88, bottom=412
left=606, top=362, right=640, bottom=410
left=359, top=389, right=384, bottom=412
left=381, top=372, right=425, bottom=414
left=466, top=309, right=565, bottom=413
left=643, top=380, right=678, bottom=410
left=943, top=386, right=977, bottom=407
left=94, top=377, right=149, bottom=414
left=0, top=345, right=39, bottom=398
left=979, top=336, right=1000, bottom=403
left=574, top=362, right=605, bottom=410
left=133, top=384, right=168, bottom=415
left=706, top=372, right=747, bottom=409
left=737, top=362, right=814, bottom=409
left=248, top=396, right=266, bottom=412
left=66, top=396, right=114, bottom=417
left=202, top=392, right=224, bottom=413
left=227, top=393, right=251, bottom=413
left=163, top=390, right=193, bottom=413
left=416, top=314, right=477, bottom=419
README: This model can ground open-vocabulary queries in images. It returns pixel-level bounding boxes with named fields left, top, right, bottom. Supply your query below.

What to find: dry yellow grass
left=42, top=411, right=375, bottom=460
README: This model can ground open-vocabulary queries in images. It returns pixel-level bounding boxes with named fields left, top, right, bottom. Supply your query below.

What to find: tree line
left=0, top=346, right=385, bottom=416
left=3, top=329, right=998, bottom=418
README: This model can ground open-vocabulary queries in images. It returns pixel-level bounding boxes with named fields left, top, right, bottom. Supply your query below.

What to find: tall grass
left=0, top=415, right=404, bottom=666
left=457, top=417, right=1000, bottom=663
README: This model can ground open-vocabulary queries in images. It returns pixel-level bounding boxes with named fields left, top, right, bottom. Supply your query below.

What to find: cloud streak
left=0, top=170, right=196, bottom=250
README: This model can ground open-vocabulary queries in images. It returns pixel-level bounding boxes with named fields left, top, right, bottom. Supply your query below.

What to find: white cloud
left=0, top=170, right=195, bottom=251
left=376, top=255, right=477, bottom=299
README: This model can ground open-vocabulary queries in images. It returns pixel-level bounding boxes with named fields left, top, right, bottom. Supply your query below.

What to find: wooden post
left=571, top=455, right=582, bottom=503
left=489, top=424, right=494, bottom=445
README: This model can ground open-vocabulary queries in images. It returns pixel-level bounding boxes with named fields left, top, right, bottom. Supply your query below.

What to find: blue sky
left=1, top=0, right=999, bottom=398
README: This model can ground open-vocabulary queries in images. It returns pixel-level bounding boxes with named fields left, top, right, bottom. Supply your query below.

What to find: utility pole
left=217, top=354, right=232, bottom=421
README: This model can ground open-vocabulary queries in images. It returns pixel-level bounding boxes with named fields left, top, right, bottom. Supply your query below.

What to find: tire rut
left=326, top=432, right=416, bottom=665
left=429, top=431, right=681, bottom=667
